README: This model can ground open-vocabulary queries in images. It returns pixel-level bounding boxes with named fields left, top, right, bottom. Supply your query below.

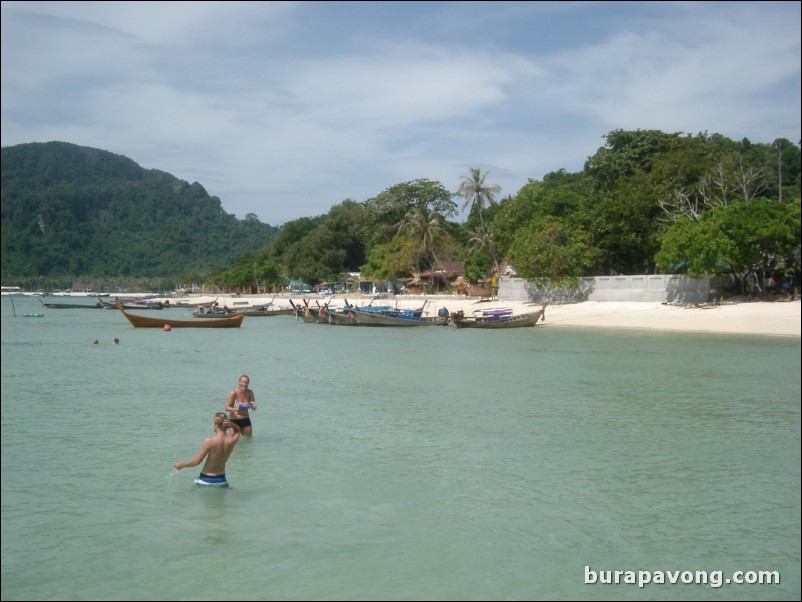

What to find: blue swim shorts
left=194, top=473, right=229, bottom=487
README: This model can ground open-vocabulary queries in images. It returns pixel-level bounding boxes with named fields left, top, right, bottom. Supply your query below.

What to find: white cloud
left=2, top=1, right=799, bottom=225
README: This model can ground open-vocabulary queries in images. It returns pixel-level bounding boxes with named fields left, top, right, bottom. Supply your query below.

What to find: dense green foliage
left=1, top=142, right=278, bottom=286
left=3, top=132, right=799, bottom=294
left=655, top=201, right=801, bottom=287
left=492, top=131, right=800, bottom=286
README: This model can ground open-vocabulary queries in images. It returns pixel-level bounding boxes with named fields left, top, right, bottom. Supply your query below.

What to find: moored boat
left=319, top=304, right=359, bottom=325
left=192, top=308, right=234, bottom=318
left=40, top=298, right=109, bottom=309
left=229, top=304, right=296, bottom=317
left=350, top=307, right=447, bottom=326
left=291, top=299, right=331, bottom=323
left=168, top=297, right=219, bottom=309
left=449, top=303, right=547, bottom=329
left=116, top=300, right=244, bottom=328
left=118, top=299, right=165, bottom=310
left=99, top=297, right=165, bottom=310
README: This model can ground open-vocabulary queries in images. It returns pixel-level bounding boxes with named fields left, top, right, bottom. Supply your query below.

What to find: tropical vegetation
left=1, top=131, right=799, bottom=295
left=1, top=142, right=278, bottom=290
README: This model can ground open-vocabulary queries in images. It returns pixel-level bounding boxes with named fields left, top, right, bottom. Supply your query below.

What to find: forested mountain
left=0, top=142, right=278, bottom=282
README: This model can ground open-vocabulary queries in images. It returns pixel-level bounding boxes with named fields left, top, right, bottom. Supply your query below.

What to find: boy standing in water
left=175, top=412, right=241, bottom=487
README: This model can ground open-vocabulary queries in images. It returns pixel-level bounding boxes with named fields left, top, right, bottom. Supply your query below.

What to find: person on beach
left=225, top=374, right=257, bottom=436
left=174, top=412, right=241, bottom=487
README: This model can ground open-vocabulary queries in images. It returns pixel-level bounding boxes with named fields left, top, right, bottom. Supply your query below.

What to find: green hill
left=1, top=142, right=277, bottom=281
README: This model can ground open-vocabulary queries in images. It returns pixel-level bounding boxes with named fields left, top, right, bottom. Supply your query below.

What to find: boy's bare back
left=200, top=431, right=239, bottom=474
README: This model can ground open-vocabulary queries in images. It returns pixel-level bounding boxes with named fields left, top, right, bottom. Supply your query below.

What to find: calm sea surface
left=1, top=296, right=800, bottom=601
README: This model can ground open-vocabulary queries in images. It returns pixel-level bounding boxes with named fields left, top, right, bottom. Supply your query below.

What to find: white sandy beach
left=175, top=294, right=801, bottom=338
left=540, top=299, right=801, bottom=337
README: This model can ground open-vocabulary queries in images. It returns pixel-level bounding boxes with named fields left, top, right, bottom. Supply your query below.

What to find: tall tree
left=363, top=179, right=456, bottom=246
left=507, top=217, right=599, bottom=281
left=655, top=200, right=801, bottom=291
left=456, top=168, right=501, bottom=273
left=394, top=206, right=448, bottom=274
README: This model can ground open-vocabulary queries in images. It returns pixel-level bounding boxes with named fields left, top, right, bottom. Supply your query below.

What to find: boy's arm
left=174, top=440, right=210, bottom=470
left=224, top=418, right=241, bottom=437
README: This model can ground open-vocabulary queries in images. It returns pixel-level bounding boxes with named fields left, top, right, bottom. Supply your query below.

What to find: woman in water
left=224, top=374, right=257, bottom=436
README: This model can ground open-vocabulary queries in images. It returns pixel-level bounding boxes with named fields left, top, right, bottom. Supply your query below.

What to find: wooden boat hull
left=288, top=299, right=311, bottom=322
left=99, top=299, right=164, bottom=310
left=41, top=300, right=106, bottom=309
left=351, top=309, right=447, bottom=326
left=116, top=301, right=244, bottom=328
left=168, top=297, right=218, bottom=309
left=227, top=297, right=295, bottom=316
left=292, top=300, right=331, bottom=323
left=320, top=308, right=359, bottom=325
left=450, top=306, right=546, bottom=329
left=117, top=302, right=164, bottom=310
left=231, top=307, right=295, bottom=317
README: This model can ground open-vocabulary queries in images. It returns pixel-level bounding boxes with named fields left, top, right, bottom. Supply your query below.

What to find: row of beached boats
left=97, top=298, right=549, bottom=329
left=290, top=299, right=548, bottom=329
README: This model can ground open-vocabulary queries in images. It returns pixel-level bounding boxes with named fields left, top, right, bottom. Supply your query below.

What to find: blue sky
left=2, top=1, right=799, bottom=226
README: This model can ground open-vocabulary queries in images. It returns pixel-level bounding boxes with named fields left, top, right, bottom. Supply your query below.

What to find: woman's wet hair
left=214, top=412, right=227, bottom=428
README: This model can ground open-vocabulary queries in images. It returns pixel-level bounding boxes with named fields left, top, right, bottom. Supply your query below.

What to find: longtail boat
left=229, top=299, right=296, bottom=316
left=350, top=307, right=447, bottom=326
left=290, top=299, right=329, bottom=323
left=319, top=304, right=359, bottom=325
left=40, top=298, right=107, bottom=309
left=115, top=300, right=244, bottom=328
left=288, top=299, right=310, bottom=321
left=236, top=306, right=295, bottom=316
left=449, top=303, right=548, bottom=329
left=192, top=309, right=234, bottom=318
left=99, top=297, right=164, bottom=310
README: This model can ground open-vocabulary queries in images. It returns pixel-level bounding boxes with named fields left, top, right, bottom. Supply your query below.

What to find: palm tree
left=394, top=206, right=447, bottom=276
left=457, top=167, right=501, bottom=273
left=465, top=227, right=490, bottom=254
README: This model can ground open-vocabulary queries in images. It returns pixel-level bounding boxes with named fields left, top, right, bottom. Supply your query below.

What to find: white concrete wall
left=500, top=274, right=712, bottom=305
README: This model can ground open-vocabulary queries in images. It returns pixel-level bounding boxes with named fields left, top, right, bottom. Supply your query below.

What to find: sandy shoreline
left=171, top=294, right=801, bottom=338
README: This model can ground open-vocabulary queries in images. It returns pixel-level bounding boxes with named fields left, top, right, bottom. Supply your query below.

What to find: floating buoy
left=163, top=324, right=172, bottom=331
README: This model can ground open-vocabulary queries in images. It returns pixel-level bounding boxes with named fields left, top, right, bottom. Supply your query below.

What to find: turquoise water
left=1, top=296, right=799, bottom=601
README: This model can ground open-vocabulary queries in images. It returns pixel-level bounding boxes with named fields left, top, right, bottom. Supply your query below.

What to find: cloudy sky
left=2, top=1, right=799, bottom=226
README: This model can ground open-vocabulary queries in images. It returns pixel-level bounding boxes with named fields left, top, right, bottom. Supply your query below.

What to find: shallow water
left=1, top=296, right=799, bottom=600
